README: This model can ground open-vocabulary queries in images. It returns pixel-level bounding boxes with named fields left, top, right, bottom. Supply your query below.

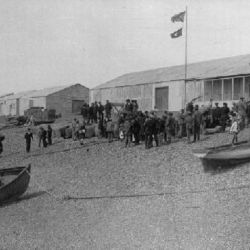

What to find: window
left=245, top=76, right=250, bottom=100
left=223, top=79, right=232, bottom=100
left=233, top=77, right=243, bottom=100
left=213, top=80, right=222, bottom=100
left=204, top=80, right=212, bottom=101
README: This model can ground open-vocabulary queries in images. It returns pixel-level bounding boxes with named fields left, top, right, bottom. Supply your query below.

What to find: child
left=106, top=118, right=114, bottom=143
left=230, top=116, right=239, bottom=145
left=79, top=121, right=86, bottom=145
left=124, top=116, right=132, bottom=147
left=25, top=128, right=33, bottom=153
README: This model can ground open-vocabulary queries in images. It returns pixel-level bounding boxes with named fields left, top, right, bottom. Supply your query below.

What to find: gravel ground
left=0, top=126, right=249, bottom=249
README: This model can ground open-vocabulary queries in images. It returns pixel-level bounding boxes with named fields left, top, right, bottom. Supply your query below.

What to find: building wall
left=90, top=84, right=153, bottom=111
left=2, top=99, right=18, bottom=116
left=91, top=80, right=185, bottom=112
left=46, top=84, right=89, bottom=116
left=153, top=80, right=184, bottom=111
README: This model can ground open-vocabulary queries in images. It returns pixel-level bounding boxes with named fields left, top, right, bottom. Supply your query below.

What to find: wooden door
left=72, top=100, right=85, bottom=113
left=155, top=87, right=169, bottom=110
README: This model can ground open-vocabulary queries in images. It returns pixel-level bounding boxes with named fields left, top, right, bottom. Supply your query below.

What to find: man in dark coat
left=47, top=125, right=53, bottom=145
left=131, top=117, right=141, bottom=145
left=24, top=128, right=33, bottom=153
left=212, top=102, right=221, bottom=127
left=93, top=102, right=98, bottom=123
left=0, top=132, right=5, bottom=156
left=220, top=103, right=230, bottom=131
left=89, top=103, right=94, bottom=124
left=104, top=100, right=112, bottom=119
left=81, top=102, right=89, bottom=122
left=97, top=102, right=104, bottom=120
left=193, top=105, right=202, bottom=142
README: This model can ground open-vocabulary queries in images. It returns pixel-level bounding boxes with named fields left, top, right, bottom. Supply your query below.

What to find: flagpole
left=184, top=6, right=188, bottom=108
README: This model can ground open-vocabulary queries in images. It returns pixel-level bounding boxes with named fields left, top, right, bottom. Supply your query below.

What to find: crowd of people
left=0, top=97, right=248, bottom=157
left=24, top=125, right=53, bottom=153
left=74, top=97, right=250, bottom=148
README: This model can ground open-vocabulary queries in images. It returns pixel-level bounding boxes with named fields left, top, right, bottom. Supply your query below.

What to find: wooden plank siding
left=46, top=84, right=89, bottom=117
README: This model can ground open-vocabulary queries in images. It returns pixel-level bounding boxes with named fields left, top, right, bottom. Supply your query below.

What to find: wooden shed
left=90, top=54, right=250, bottom=111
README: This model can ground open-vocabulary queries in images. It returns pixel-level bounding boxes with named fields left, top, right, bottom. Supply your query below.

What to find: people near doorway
left=104, top=100, right=112, bottom=119
left=165, top=112, right=175, bottom=144
left=25, top=128, right=33, bottom=153
left=47, top=125, right=53, bottom=145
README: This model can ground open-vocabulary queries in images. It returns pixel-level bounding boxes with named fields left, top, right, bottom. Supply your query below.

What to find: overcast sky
left=1, top=0, right=250, bottom=95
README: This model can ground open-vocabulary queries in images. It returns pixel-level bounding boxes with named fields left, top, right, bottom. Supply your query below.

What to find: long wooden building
left=90, top=54, right=250, bottom=111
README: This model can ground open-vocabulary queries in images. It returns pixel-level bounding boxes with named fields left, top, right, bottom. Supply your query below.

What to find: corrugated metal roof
left=1, top=85, right=72, bottom=100
left=94, top=54, right=250, bottom=89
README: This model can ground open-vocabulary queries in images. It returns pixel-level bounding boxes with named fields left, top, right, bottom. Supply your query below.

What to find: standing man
left=47, top=125, right=53, bottom=145
left=185, top=111, right=193, bottom=143
left=212, top=103, right=221, bottom=127
left=97, top=101, right=104, bottom=121
left=237, top=97, right=247, bottom=129
left=24, top=128, right=33, bottom=153
left=193, top=105, right=202, bottom=142
left=0, top=132, right=5, bottom=156
left=72, top=118, right=77, bottom=141
left=104, top=100, right=112, bottom=119
left=220, top=103, right=230, bottom=132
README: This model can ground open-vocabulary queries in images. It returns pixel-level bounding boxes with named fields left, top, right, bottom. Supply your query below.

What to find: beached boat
left=192, top=141, right=250, bottom=169
left=0, top=164, right=31, bottom=203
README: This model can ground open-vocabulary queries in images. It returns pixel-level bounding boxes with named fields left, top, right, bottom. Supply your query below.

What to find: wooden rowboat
left=0, top=164, right=31, bottom=203
left=193, top=141, right=250, bottom=170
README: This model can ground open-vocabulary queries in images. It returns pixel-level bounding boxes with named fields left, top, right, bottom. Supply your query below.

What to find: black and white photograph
left=0, top=0, right=249, bottom=249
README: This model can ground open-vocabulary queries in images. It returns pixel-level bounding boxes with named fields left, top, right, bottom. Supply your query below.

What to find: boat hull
left=0, top=165, right=31, bottom=203
left=193, top=141, right=250, bottom=170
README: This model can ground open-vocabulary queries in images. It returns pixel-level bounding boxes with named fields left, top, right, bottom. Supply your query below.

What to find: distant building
left=0, top=84, right=89, bottom=117
left=90, top=54, right=250, bottom=111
